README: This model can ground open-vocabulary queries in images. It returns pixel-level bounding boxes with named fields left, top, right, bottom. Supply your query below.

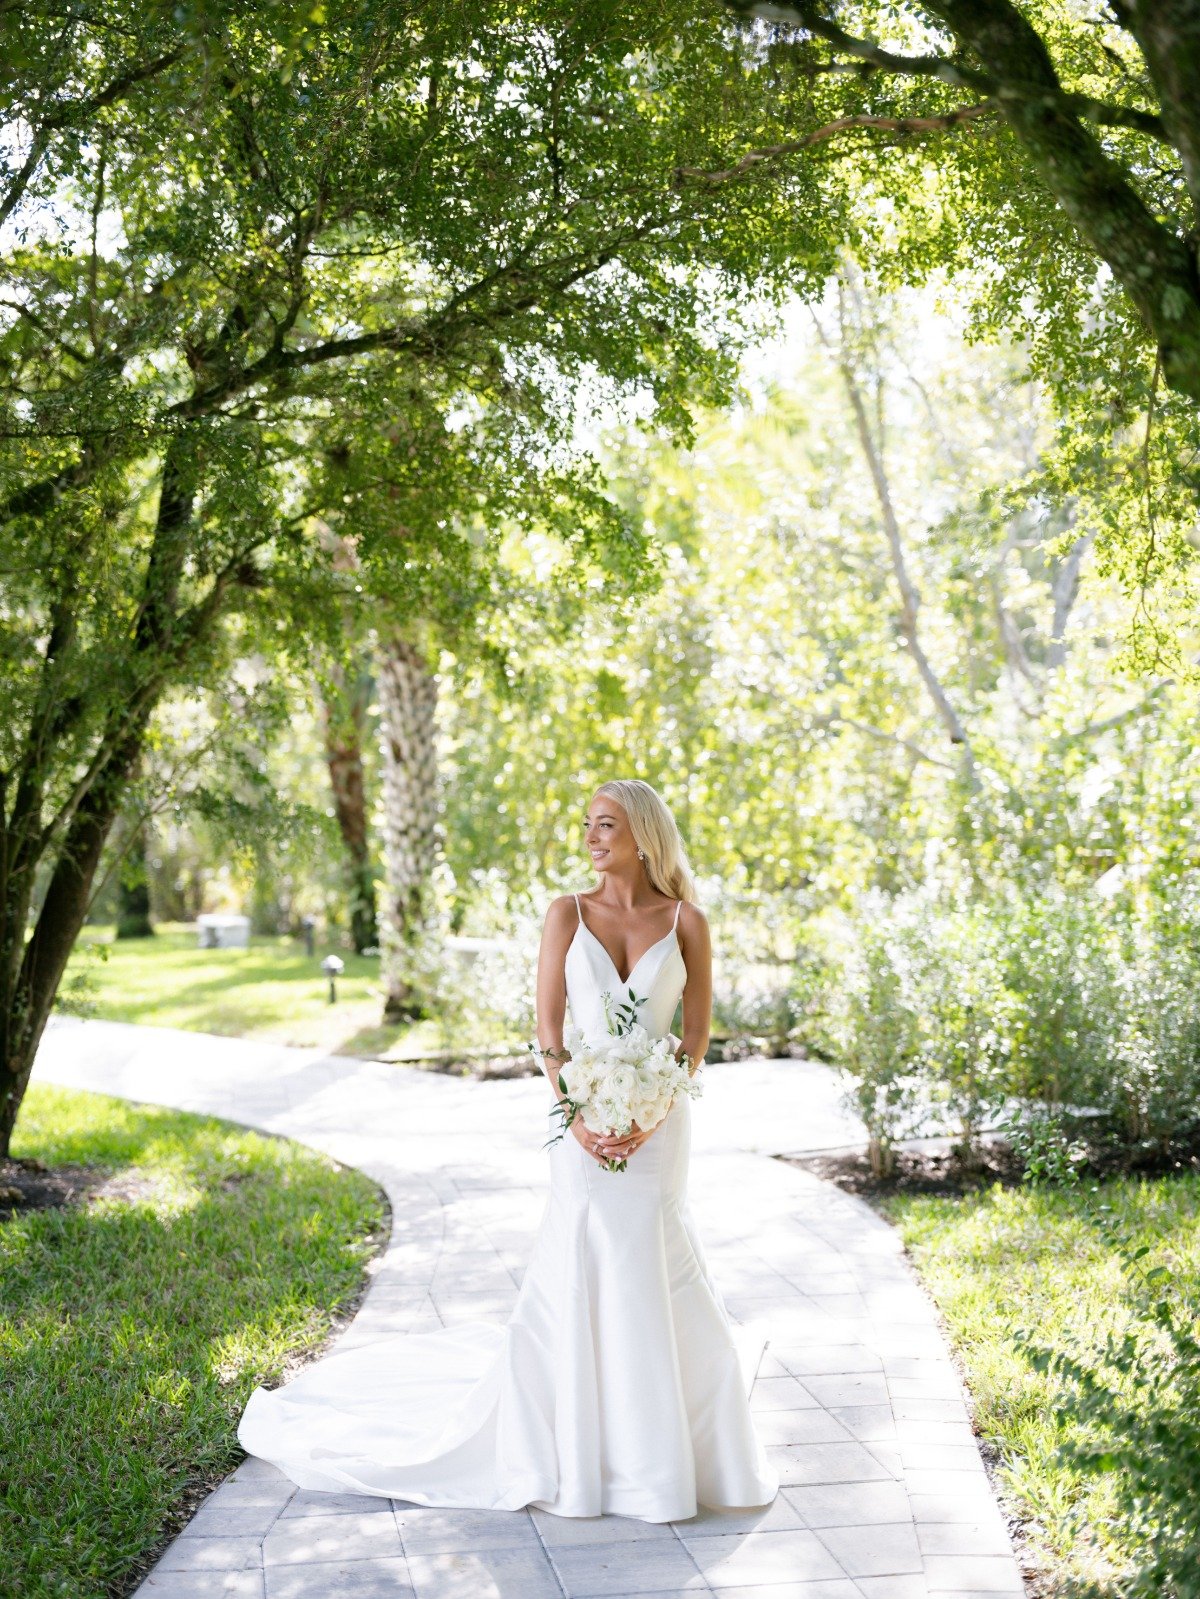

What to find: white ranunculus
left=580, top=1101, right=609, bottom=1134
left=608, top=1064, right=638, bottom=1100
left=562, top=1060, right=592, bottom=1101
left=634, top=1064, right=660, bottom=1100
left=632, top=1097, right=660, bottom=1129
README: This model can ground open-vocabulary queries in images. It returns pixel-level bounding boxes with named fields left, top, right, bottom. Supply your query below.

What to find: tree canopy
left=713, top=0, right=1200, bottom=665
left=0, top=0, right=848, bottom=1149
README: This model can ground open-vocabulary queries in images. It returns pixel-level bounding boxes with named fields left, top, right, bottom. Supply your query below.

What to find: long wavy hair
left=593, top=779, right=697, bottom=903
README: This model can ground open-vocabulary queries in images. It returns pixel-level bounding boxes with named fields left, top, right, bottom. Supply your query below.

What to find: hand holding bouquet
left=541, top=990, right=702, bottom=1172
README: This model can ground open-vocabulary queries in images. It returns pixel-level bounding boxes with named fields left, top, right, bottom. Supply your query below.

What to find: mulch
left=0, top=1155, right=109, bottom=1220
left=784, top=1126, right=1200, bottom=1201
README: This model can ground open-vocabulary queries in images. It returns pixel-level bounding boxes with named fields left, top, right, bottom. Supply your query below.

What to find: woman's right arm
left=534, top=895, right=577, bottom=1104
left=534, top=896, right=609, bottom=1167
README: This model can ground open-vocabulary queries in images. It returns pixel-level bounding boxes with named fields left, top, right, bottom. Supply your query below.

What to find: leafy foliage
left=1014, top=1199, right=1200, bottom=1598
left=888, top=1175, right=1200, bottom=1595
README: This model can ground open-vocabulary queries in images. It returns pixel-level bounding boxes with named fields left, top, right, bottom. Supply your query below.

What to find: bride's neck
left=592, top=870, right=658, bottom=909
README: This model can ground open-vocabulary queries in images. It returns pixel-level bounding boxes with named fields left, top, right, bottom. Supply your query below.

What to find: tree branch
left=0, top=49, right=184, bottom=228
left=813, top=293, right=976, bottom=767
left=731, top=1, right=1170, bottom=141
left=1047, top=525, right=1093, bottom=667
left=674, top=104, right=996, bottom=186
left=730, top=0, right=987, bottom=89
left=170, top=230, right=651, bottom=419
left=816, top=709, right=958, bottom=770
left=920, top=0, right=1200, bottom=402
left=0, top=299, right=91, bottom=366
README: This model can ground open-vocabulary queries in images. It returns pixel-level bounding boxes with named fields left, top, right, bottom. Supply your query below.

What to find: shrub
left=826, top=874, right=1200, bottom=1176
left=1015, top=1200, right=1200, bottom=1598
left=823, top=896, right=925, bottom=1177
left=1109, top=919, right=1200, bottom=1148
left=909, top=900, right=1017, bottom=1163
left=999, top=887, right=1119, bottom=1115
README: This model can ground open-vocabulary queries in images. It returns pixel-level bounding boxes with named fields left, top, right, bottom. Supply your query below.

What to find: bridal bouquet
left=539, top=990, right=703, bottom=1172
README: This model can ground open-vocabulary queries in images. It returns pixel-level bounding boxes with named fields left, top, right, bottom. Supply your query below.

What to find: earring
left=637, top=849, right=645, bottom=860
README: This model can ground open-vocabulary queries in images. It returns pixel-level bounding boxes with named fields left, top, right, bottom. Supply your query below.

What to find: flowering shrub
left=820, top=874, right=1200, bottom=1173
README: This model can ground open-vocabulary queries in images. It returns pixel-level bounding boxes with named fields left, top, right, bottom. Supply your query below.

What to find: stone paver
left=31, top=1016, right=1027, bottom=1598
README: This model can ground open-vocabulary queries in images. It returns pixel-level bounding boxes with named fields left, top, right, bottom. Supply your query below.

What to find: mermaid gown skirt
left=236, top=901, right=778, bottom=1521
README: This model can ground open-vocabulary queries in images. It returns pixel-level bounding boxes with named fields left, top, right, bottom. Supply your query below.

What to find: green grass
left=61, top=922, right=446, bottom=1058
left=1, top=1082, right=388, bottom=1599
left=882, top=1174, right=1200, bottom=1596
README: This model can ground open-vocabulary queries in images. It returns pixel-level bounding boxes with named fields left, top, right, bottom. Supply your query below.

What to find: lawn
left=0, top=1083, right=388, bottom=1599
left=61, top=922, right=449, bottom=1059
left=883, top=1174, right=1200, bottom=1598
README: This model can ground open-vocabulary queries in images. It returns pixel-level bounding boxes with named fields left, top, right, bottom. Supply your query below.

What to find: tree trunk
left=375, top=631, right=440, bottom=1023
left=0, top=440, right=195, bottom=1155
left=116, top=824, right=154, bottom=938
left=819, top=290, right=977, bottom=777
left=0, top=723, right=149, bottom=1155
left=315, top=663, right=378, bottom=955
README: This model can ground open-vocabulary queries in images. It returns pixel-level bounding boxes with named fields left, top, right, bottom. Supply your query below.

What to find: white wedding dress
left=237, top=895, right=778, bottom=1521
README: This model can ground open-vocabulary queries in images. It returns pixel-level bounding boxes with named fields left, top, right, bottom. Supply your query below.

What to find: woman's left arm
left=676, top=901, right=712, bottom=1076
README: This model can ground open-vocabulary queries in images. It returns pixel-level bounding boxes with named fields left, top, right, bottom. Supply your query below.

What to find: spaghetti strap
left=573, top=893, right=583, bottom=924
left=672, top=899, right=683, bottom=929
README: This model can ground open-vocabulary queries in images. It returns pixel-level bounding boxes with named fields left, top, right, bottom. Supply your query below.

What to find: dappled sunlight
left=887, top=1174, right=1200, bottom=1593
left=2, top=1082, right=385, bottom=1597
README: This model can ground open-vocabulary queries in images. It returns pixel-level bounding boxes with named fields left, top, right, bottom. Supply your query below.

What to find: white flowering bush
left=821, top=873, right=1200, bottom=1178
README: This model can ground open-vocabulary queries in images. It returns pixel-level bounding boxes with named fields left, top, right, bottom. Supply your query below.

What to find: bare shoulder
left=677, top=900, right=710, bottom=940
left=541, top=893, right=580, bottom=933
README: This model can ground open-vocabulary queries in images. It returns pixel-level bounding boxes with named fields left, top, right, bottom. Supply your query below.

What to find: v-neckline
left=573, top=918, right=680, bottom=989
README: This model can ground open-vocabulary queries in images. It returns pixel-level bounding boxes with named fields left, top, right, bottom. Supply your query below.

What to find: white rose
left=638, top=1095, right=671, bottom=1131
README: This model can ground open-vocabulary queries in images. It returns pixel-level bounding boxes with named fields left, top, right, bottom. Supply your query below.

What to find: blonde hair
left=593, top=779, right=697, bottom=903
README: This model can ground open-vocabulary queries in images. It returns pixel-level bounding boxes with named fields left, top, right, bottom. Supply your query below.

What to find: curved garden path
left=32, top=1016, right=1027, bottom=1599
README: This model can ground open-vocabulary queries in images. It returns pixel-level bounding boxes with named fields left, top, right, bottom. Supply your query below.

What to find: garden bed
left=784, top=1119, right=1200, bottom=1199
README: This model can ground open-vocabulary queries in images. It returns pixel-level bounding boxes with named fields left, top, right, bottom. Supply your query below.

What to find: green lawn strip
left=880, top=1175, right=1200, bottom=1596
left=60, top=924, right=443, bottom=1057
left=1, top=1083, right=388, bottom=1599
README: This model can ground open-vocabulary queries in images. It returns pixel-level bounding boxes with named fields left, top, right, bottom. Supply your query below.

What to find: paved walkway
left=32, top=1018, right=1026, bottom=1599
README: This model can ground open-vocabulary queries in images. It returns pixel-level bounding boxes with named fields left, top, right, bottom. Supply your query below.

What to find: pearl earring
left=637, top=849, right=645, bottom=860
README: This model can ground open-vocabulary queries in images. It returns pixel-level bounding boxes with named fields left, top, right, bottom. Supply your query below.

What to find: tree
left=720, top=0, right=1200, bottom=392
left=715, top=0, right=1200, bottom=661
left=0, top=0, right=842, bottom=1152
left=436, top=281, right=1196, bottom=927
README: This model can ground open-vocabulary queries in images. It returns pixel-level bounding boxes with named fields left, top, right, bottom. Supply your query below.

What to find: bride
left=237, top=777, right=778, bottom=1522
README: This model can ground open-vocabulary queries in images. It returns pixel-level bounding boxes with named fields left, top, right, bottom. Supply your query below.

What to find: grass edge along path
left=0, top=1081, right=388, bottom=1599
left=880, top=1172, right=1200, bottom=1599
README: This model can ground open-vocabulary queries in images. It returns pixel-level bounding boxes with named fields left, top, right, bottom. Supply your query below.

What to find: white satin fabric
left=236, top=896, right=778, bottom=1521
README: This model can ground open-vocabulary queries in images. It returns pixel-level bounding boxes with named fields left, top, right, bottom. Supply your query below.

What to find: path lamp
left=321, top=954, right=344, bottom=1004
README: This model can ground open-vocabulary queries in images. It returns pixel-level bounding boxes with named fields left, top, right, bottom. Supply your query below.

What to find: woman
left=238, top=778, right=777, bottom=1522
